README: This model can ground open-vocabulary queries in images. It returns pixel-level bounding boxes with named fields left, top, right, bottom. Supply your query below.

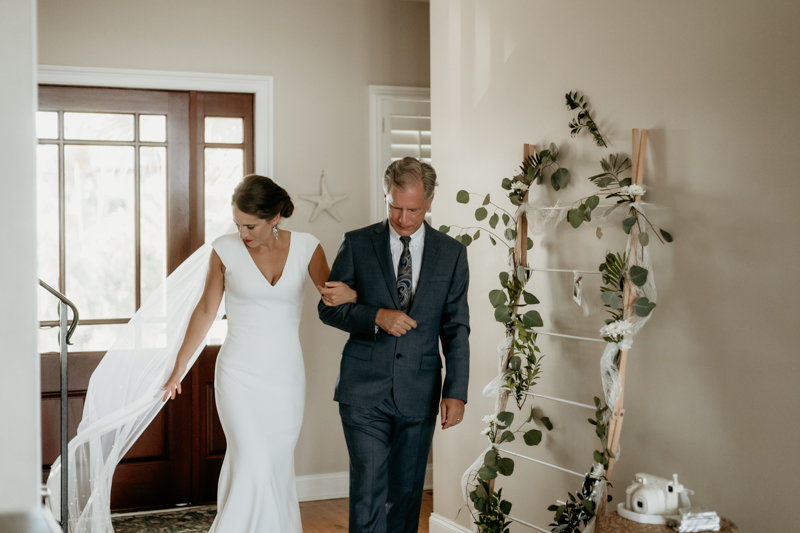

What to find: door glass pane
left=204, top=117, right=244, bottom=144
left=64, top=112, right=134, bottom=141
left=65, top=145, right=135, bottom=318
left=36, top=112, right=59, bottom=139
left=68, top=324, right=128, bottom=352
left=37, top=144, right=60, bottom=321
left=139, top=115, right=166, bottom=143
left=140, top=147, right=167, bottom=305
left=205, top=147, right=244, bottom=243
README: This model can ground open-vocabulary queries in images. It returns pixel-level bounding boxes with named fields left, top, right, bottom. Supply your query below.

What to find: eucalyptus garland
left=444, top=92, right=673, bottom=533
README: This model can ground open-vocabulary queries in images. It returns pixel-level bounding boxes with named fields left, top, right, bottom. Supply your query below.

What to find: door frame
left=38, top=65, right=273, bottom=178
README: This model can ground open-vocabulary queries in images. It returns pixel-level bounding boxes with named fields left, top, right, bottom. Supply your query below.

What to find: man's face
left=385, top=180, right=432, bottom=237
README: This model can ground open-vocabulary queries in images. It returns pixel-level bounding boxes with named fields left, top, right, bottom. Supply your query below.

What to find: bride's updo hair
left=231, top=174, right=294, bottom=220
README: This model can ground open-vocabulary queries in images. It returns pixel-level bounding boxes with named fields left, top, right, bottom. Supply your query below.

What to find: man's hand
left=375, top=308, right=417, bottom=337
left=440, top=398, right=465, bottom=429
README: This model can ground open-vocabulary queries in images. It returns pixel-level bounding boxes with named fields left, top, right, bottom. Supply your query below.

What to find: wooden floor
left=300, top=491, right=433, bottom=533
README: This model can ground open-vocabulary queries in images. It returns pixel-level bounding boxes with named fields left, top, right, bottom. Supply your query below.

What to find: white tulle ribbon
left=600, top=338, right=632, bottom=410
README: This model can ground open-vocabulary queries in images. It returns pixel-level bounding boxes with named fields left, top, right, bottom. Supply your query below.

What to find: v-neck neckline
left=240, top=232, right=293, bottom=287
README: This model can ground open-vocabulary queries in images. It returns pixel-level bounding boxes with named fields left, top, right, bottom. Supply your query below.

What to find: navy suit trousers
left=339, top=392, right=436, bottom=533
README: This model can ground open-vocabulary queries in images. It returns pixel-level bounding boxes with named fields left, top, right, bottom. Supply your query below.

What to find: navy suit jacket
left=318, top=220, right=470, bottom=417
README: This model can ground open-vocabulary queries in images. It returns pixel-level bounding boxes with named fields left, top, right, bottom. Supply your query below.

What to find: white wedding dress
left=209, top=231, right=319, bottom=533
left=46, top=230, right=319, bottom=533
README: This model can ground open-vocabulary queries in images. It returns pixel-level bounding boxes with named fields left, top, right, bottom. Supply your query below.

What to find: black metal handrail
left=38, top=279, right=79, bottom=533
left=38, top=280, right=79, bottom=345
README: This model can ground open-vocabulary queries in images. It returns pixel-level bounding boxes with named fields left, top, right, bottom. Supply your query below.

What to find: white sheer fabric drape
left=46, top=243, right=219, bottom=533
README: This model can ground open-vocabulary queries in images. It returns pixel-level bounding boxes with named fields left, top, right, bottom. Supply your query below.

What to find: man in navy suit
left=318, top=157, right=470, bottom=533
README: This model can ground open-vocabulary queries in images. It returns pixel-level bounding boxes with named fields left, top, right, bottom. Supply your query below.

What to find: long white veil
left=46, top=242, right=221, bottom=533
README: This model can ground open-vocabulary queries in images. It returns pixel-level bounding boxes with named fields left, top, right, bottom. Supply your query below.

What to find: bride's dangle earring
left=273, top=224, right=279, bottom=240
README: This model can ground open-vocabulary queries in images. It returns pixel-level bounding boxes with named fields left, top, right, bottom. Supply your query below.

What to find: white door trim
left=37, top=65, right=274, bottom=177
left=368, top=85, right=430, bottom=224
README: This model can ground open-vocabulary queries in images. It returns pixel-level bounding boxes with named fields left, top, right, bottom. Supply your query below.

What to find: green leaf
left=504, top=228, right=517, bottom=240
left=496, top=411, right=515, bottom=426
left=522, top=310, right=543, bottom=328
left=638, top=231, right=650, bottom=247
left=473, top=230, right=480, bottom=240
left=460, top=234, right=473, bottom=246
left=660, top=229, right=674, bottom=242
left=501, top=178, right=512, bottom=190
left=516, top=265, right=527, bottom=283
left=502, top=213, right=510, bottom=226
left=629, top=265, right=648, bottom=287
left=475, top=207, right=488, bottom=221
left=500, top=430, right=515, bottom=443
left=567, top=206, right=586, bottom=228
left=585, top=195, right=600, bottom=211
left=484, top=448, right=499, bottom=468
left=509, top=355, right=521, bottom=371
left=622, top=216, right=637, bottom=234
left=482, top=194, right=490, bottom=206
left=523, top=429, right=542, bottom=446
left=475, top=480, right=489, bottom=500
left=496, top=457, right=515, bottom=476
left=551, top=167, right=571, bottom=191
left=549, top=142, right=558, bottom=158
left=489, top=290, right=507, bottom=308
left=478, top=465, right=497, bottom=481
left=489, top=236, right=496, bottom=246
left=527, top=237, right=533, bottom=250
left=456, top=190, right=470, bottom=203
left=499, top=499, right=512, bottom=515
left=454, top=235, right=462, bottom=244
left=526, top=166, right=537, bottom=180
left=619, top=177, right=632, bottom=187
left=600, top=291, right=620, bottom=309
left=438, top=225, right=450, bottom=234
left=523, top=291, right=539, bottom=305
left=489, top=213, right=499, bottom=229
left=474, top=497, right=487, bottom=512
left=604, top=203, right=620, bottom=217
left=494, top=304, right=512, bottom=323
left=499, top=272, right=509, bottom=286
left=634, top=297, right=656, bottom=317
left=540, top=416, right=553, bottom=431
left=593, top=450, right=605, bottom=463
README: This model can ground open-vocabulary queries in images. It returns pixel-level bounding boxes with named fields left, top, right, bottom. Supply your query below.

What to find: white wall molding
left=297, top=464, right=433, bottom=502
left=368, top=85, right=430, bottom=224
left=37, top=65, right=274, bottom=177
left=429, top=513, right=471, bottom=533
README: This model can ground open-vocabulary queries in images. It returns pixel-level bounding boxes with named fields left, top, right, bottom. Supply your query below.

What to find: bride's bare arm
left=161, top=250, right=225, bottom=402
left=308, top=244, right=357, bottom=306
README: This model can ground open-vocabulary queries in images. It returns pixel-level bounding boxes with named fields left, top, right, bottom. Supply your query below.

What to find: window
left=368, top=86, right=431, bottom=224
left=36, top=87, right=253, bottom=353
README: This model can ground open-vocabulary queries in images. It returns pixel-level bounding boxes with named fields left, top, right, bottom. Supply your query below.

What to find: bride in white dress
left=161, top=175, right=355, bottom=533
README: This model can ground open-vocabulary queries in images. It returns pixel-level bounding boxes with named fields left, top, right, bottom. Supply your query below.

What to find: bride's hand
left=161, top=366, right=186, bottom=402
left=318, top=281, right=357, bottom=306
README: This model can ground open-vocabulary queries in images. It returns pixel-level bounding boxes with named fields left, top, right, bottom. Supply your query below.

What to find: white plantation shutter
left=369, top=86, right=431, bottom=223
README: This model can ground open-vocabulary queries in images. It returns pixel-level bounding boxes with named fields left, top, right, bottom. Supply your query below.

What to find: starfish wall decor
left=299, top=171, right=348, bottom=223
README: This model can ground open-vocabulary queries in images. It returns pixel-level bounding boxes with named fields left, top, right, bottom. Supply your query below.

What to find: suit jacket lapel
left=372, top=220, right=401, bottom=310
left=409, top=222, right=440, bottom=316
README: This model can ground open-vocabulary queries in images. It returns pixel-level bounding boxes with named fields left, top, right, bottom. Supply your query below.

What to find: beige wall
left=0, top=0, right=42, bottom=513
left=37, top=0, right=430, bottom=478
left=430, top=1, right=800, bottom=532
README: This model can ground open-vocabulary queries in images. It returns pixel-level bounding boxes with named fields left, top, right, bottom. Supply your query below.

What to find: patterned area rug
left=111, top=506, right=217, bottom=533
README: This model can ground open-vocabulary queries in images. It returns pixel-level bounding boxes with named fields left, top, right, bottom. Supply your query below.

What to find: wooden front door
left=37, top=85, right=253, bottom=510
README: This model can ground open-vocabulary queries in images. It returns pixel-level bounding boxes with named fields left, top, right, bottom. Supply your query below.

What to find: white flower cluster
left=511, top=180, right=530, bottom=193
left=620, top=184, right=645, bottom=197
left=482, top=414, right=498, bottom=425
left=590, top=462, right=606, bottom=479
left=599, top=320, right=633, bottom=339
left=481, top=427, right=492, bottom=436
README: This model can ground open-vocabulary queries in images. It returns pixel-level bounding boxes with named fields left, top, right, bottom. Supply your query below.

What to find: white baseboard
left=429, top=512, right=472, bottom=533
left=296, top=464, right=433, bottom=502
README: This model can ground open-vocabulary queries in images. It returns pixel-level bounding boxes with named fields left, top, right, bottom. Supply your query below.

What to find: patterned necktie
left=397, top=236, right=413, bottom=313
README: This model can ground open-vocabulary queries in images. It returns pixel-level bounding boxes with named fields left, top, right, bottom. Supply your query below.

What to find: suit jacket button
left=396, top=353, right=402, bottom=359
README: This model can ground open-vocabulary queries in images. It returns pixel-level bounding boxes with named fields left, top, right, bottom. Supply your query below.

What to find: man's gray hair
left=383, top=157, right=437, bottom=200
